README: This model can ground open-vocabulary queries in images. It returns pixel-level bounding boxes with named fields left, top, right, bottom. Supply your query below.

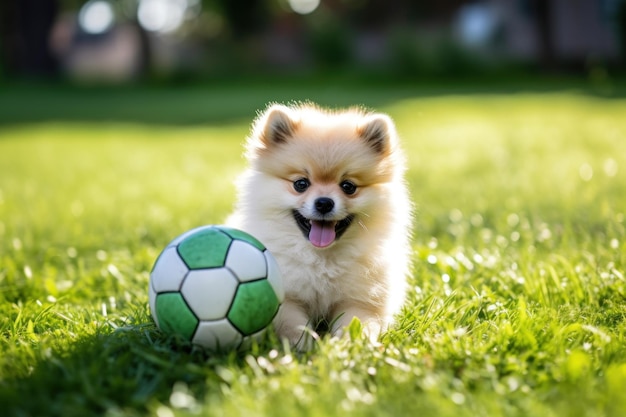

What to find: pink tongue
left=309, top=221, right=337, bottom=248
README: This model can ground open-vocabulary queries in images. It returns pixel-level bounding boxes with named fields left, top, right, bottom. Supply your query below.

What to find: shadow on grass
left=1, top=323, right=263, bottom=417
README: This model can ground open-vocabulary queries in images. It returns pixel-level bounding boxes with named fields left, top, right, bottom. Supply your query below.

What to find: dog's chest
left=272, top=246, right=357, bottom=312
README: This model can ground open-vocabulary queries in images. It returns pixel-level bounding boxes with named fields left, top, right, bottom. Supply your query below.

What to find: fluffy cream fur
left=227, top=103, right=412, bottom=349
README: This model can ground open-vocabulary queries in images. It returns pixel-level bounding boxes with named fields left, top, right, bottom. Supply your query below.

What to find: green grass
left=1, top=84, right=626, bottom=417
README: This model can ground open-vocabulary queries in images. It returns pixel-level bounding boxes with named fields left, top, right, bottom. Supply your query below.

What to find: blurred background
left=1, top=0, right=625, bottom=84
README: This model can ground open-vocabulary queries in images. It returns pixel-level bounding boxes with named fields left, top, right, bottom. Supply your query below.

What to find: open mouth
left=293, top=210, right=355, bottom=248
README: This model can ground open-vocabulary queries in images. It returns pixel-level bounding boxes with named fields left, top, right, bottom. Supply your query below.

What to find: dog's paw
left=331, top=314, right=384, bottom=345
left=274, top=301, right=318, bottom=352
left=290, top=326, right=319, bottom=352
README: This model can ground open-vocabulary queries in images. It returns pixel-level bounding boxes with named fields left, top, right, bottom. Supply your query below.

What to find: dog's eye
left=340, top=180, right=357, bottom=195
left=293, top=178, right=310, bottom=193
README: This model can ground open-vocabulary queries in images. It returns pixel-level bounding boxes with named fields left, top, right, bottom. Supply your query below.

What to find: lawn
left=0, top=83, right=625, bottom=417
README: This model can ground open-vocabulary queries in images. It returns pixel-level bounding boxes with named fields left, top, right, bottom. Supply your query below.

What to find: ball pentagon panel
left=177, top=227, right=232, bottom=269
left=225, top=240, right=267, bottom=282
left=228, top=279, right=280, bottom=335
left=193, top=319, right=243, bottom=351
left=151, top=246, right=189, bottom=292
left=181, top=268, right=239, bottom=320
left=155, top=292, right=199, bottom=340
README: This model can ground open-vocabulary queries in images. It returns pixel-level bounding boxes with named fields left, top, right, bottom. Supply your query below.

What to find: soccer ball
left=149, top=225, right=284, bottom=351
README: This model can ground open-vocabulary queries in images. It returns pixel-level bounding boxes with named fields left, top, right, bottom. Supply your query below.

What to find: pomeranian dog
left=227, top=102, right=412, bottom=350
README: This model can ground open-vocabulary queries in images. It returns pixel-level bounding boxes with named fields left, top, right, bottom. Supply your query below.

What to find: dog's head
left=245, top=103, right=404, bottom=248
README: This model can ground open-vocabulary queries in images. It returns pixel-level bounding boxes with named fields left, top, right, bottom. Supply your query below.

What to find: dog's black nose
left=314, top=197, right=335, bottom=214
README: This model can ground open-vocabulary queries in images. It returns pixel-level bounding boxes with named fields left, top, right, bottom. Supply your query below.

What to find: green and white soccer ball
left=149, top=225, right=284, bottom=351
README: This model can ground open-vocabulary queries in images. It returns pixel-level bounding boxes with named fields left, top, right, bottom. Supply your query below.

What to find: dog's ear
left=258, top=104, right=300, bottom=147
left=357, top=114, right=396, bottom=155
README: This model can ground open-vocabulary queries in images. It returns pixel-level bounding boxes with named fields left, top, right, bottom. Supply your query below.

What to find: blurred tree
left=0, top=0, right=60, bottom=78
left=618, top=0, right=626, bottom=61
left=528, top=0, right=555, bottom=70
left=211, top=0, right=271, bottom=38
